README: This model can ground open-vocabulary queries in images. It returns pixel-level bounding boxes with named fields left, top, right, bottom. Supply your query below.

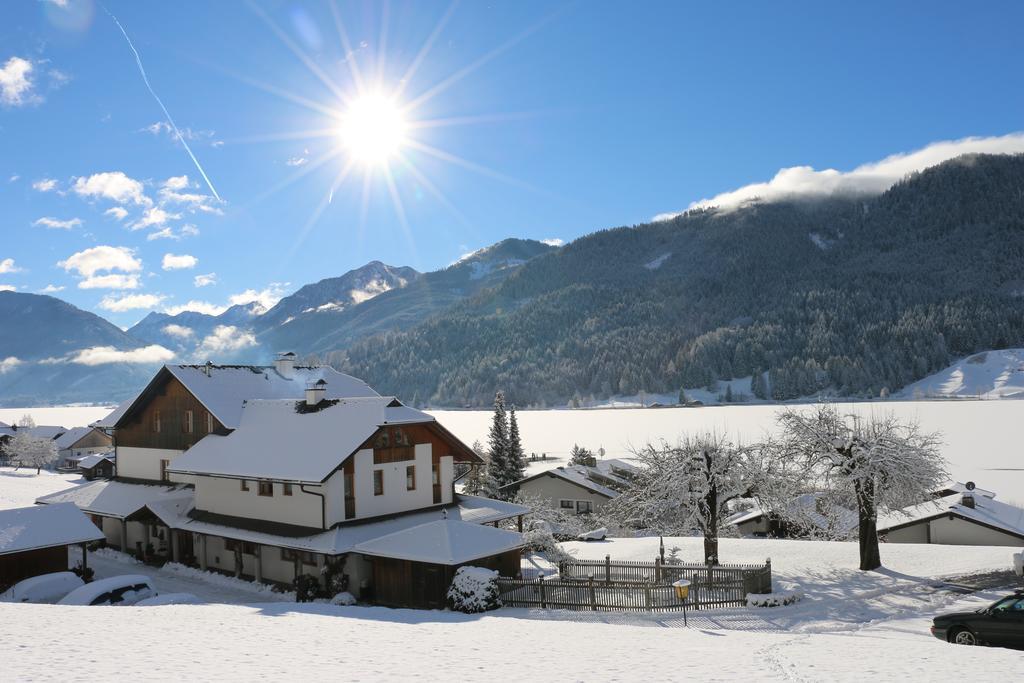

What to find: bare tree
left=610, top=433, right=787, bottom=565
left=776, top=405, right=946, bottom=571
left=9, top=430, right=57, bottom=474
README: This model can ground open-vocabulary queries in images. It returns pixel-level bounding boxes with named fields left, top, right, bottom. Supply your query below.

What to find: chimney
left=305, top=379, right=327, bottom=406
left=961, top=481, right=977, bottom=509
left=274, top=352, right=296, bottom=379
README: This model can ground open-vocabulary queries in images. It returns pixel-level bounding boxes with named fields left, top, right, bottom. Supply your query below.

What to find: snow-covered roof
left=54, top=426, right=96, bottom=450
left=0, top=503, right=104, bottom=555
left=353, top=519, right=524, bottom=565
left=24, top=425, right=66, bottom=440
left=0, top=421, right=13, bottom=437
left=932, top=481, right=996, bottom=499
left=167, top=397, right=433, bottom=483
left=36, top=480, right=193, bottom=520
left=504, top=465, right=621, bottom=498
left=76, top=452, right=115, bottom=470
left=878, top=492, right=1024, bottom=539
left=94, top=398, right=132, bottom=429
left=727, top=494, right=858, bottom=533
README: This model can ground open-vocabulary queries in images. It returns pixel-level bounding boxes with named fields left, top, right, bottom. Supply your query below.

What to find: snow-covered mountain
left=127, top=301, right=266, bottom=359
left=897, top=349, right=1024, bottom=399
left=0, top=292, right=160, bottom=406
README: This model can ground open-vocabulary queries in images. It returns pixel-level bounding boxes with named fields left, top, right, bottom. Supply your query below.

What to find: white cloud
left=0, top=57, right=36, bottom=107
left=147, top=225, right=201, bottom=241
left=193, top=272, right=216, bottom=287
left=131, top=206, right=179, bottom=230
left=162, top=253, right=198, bottom=271
left=0, top=258, right=22, bottom=274
left=79, top=273, right=141, bottom=290
left=59, top=246, right=143, bottom=291
left=541, top=238, right=564, bottom=247
left=197, top=325, right=257, bottom=356
left=0, top=356, right=21, bottom=373
left=163, top=175, right=189, bottom=190
left=104, top=207, right=128, bottom=221
left=38, top=284, right=64, bottom=293
left=229, top=283, right=288, bottom=310
left=33, top=216, right=82, bottom=230
left=32, top=178, right=58, bottom=192
left=655, top=133, right=1024, bottom=219
left=98, top=293, right=166, bottom=312
left=69, top=344, right=175, bottom=366
left=164, top=300, right=227, bottom=316
left=9, top=175, right=19, bottom=182
left=162, top=324, right=194, bottom=339
left=72, top=171, right=151, bottom=206
left=0, top=285, right=16, bottom=292
left=142, top=122, right=216, bottom=145
left=286, top=156, right=308, bottom=167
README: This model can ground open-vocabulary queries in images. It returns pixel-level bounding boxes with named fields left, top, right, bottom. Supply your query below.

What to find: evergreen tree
left=462, top=440, right=487, bottom=495
left=507, top=405, right=526, bottom=483
left=724, top=384, right=734, bottom=403
left=569, top=443, right=595, bottom=466
left=482, top=391, right=509, bottom=496
left=678, top=387, right=687, bottom=405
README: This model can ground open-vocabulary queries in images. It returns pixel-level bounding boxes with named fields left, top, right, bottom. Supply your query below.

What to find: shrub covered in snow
left=447, top=566, right=501, bottom=613
left=330, top=591, right=357, bottom=606
left=521, top=527, right=573, bottom=562
left=747, top=588, right=803, bottom=608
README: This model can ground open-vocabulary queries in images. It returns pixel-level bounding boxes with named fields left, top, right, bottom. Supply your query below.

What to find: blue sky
left=2, top=0, right=1023, bottom=328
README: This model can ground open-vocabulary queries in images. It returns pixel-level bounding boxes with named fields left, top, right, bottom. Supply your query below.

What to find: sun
left=337, top=93, right=407, bottom=165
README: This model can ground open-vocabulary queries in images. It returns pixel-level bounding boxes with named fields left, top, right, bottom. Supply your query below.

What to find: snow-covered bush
left=747, top=588, right=803, bottom=608
left=447, top=566, right=501, bottom=613
left=521, top=527, right=572, bottom=563
left=330, top=591, right=357, bottom=606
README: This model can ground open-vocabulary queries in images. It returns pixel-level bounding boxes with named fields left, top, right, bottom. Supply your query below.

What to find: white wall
left=115, top=446, right=183, bottom=482
left=883, top=515, right=1023, bottom=546
left=353, top=444, right=439, bottom=519
left=516, top=474, right=611, bottom=512
left=194, top=476, right=325, bottom=529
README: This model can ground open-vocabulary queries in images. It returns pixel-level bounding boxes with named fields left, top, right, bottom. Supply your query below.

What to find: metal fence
left=497, top=556, right=772, bottom=612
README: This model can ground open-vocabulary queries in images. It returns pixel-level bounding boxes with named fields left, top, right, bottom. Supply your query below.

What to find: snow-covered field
left=3, top=470, right=1024, bottom=678
left=0, top=405, right=115, bottom=429
left=432, top=400, right=1024, bottom=500
left=898, top=349, right=1024, bottom=399
left=0, top=467, right=82, bottom=511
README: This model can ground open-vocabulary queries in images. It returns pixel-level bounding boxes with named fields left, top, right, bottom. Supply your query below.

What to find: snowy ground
left=0, top=467, right=82, bottom=511
left=898, top=349, right=1024, bottom=399
left=0, top=405, right=115, bottom=429
left=3, top=471, right=1024, bottom=678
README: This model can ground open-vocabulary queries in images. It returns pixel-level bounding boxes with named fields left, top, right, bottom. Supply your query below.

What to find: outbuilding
left=0, top=503, right=105, bottom=591
left=878, top=485, right=1024, bottom=547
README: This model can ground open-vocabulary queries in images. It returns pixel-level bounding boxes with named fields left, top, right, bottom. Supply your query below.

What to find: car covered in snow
left=57, top=575, right=158, bottom=606
left=931, top=590, right=1024, bottom=648
left=135, top=592, right=203, bottom=606
left=0, top=572, right=85, bottom=604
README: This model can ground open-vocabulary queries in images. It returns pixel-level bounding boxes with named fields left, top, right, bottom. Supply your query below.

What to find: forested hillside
left=337, top=154, right=1024, bottom=407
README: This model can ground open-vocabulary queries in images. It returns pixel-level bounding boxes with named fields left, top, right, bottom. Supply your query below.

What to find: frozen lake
left=4, top=400, right=1022, bottom=501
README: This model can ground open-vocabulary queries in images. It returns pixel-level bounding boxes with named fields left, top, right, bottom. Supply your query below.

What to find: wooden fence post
left=539, top=575, right=546, bottom=609
left=605, top=554, right=611, bottom=585
left=644, top=583, right=651, bottom=609
left=588, top=574, right=596, bottom=611
left=655, top=557, right=662, bottom=583
left=765, top=557, right=772, bottom=593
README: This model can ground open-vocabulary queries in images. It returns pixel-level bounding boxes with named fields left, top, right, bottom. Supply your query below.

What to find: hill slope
left=338, top=154, right=1024, bottom=407
left=0, top=292, right=160, bottom=406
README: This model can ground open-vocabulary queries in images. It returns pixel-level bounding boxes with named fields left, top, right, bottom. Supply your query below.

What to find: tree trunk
left=855, top=480, right=881, bottom=571
left=703, top=463, right=720, bottom=565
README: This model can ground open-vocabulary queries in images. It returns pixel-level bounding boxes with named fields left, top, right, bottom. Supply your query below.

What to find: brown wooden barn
left=0, top=503, right=105, bottom=591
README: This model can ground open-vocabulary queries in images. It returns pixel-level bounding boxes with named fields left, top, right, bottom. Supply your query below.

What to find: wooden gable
left=115, top=368, right=228, bottom=451
left=355, top=421, right=480, bottom=467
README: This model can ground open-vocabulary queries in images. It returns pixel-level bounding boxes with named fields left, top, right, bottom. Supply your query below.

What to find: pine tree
left=724, top=384, right=734, bottom=403
left=507, top=405, right=526, bottom=483
left=678, top=387, right=687, bottom=405
left=462, top=440, right=488, bottom=496
left=569, top=443, right=595, bottom=467
left=482, top=391, right=509, bottom=497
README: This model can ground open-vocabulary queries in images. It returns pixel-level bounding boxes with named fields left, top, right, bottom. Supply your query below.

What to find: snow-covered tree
left=461, top=440, right=488, bottom=495
left=775, top=405, right=946, bottom=571
left=610, top=433, right=784, bottom=565
left=506, top=405, right=526, bottom=483
left=568, top=444, right=595, bottom=467
left=9, top=430, right=57, bottom=474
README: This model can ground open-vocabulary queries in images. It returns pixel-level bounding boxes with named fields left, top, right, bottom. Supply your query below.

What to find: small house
left=728, top=493, right=858, bottom=539
left=78, top=452, right=116, bottom=480
left=878, top=484, right=1024, bottom=547
left=499, top=460, right=636, bottom=514
left=0, top=503, right=105, bottom=591
left=55, top=427, right=114, bottom=471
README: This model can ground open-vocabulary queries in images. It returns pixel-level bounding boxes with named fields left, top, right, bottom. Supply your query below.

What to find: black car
left=931, top=590, right=1024, bottom=648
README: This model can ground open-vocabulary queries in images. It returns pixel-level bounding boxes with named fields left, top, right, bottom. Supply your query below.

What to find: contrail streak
left=102, top=5, right=222, bottom=201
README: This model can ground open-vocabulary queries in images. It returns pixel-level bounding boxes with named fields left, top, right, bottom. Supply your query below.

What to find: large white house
left=877, top=483, right=1024, bottom=547
left=39, top=355, right=527, bottom=608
